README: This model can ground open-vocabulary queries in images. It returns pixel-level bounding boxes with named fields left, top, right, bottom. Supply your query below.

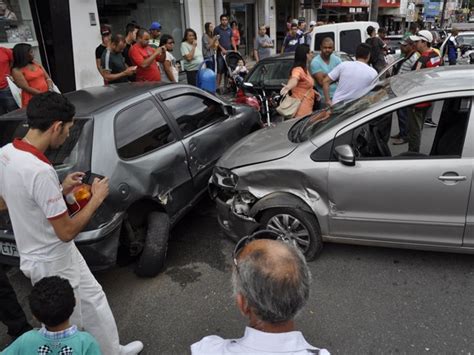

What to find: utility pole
left=370, top=0, right=379, bottom=22
left=440, top=0, right=448, bottom=28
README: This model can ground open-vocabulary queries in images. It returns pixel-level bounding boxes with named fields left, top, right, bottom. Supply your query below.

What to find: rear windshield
left=288, top=84, right=395, bottom=143
left=246, top=60, right=293, bottom=87
left=0, top=118, right=89, bottom=167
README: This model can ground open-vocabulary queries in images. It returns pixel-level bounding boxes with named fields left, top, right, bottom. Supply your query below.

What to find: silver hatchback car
left=209, top=66, right=474, bottom=260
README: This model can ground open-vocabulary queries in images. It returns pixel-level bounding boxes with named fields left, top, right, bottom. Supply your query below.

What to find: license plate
left=0, top=241, right=19, bottom=257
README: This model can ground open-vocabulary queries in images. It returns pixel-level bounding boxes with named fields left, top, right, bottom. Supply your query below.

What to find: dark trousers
left=0, top=266, right=32, bottom=337
left=408, top=106, right=429, bottom=152
left=0, top=87, right=18, bottom=115
left=397, top=107, right=408, bottom=139
left=186, top=70, right=198, bottom=86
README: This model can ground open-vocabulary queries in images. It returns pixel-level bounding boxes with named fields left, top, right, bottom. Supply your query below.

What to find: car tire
left=260, top=208, right=322, bottom=261
left=135, top=212, right=170, bottom=277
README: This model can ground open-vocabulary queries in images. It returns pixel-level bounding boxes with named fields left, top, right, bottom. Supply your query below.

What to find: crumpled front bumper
left=213, top=189, right=260, bottom=242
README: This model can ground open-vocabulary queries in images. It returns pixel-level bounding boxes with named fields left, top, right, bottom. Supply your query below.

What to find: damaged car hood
left=217, top=119, right=298, bottom=169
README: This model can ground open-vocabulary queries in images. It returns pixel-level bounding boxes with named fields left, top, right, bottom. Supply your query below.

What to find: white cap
left=410, top=30, right=433, bottom=43
left=309, top=20, right=316, bottom=26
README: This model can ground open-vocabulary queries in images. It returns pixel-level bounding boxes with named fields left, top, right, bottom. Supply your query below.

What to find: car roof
left=259, top=50, right=349, bottom=62
left=0, top=82, right=171, bottom=120
left=390, top=66, right=474, bottom=98
left=312, top=21, right=378, bottom=32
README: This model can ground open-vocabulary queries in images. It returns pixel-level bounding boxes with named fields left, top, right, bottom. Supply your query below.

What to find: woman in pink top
left=231, top=21, right=240, bottom=48
left=280, top=44, right=319, bottom=118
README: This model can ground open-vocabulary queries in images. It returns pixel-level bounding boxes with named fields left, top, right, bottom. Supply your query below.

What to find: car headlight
left=213, top=167, right=239, bottom=189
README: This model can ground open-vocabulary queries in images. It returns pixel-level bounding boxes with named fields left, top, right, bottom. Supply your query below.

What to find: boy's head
left=29, top=276, right=75, bottom=328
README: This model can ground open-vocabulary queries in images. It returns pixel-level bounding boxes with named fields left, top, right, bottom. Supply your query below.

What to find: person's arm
left=321, top=75, right=333, bottom=105
left=254, top=49, right=259, bottom=62
left=280, top=68, right=301, bottom=96
left=163, top=59, right=175, bottom=81
left=102, top=67, right=135, bottom=82
left=182, top=41, right=198, bottom=61
left=131, top=46, right=165, bottom=68
left=253, top=38, right=259, bottom=62
left=11, top=68, right=43, bottom=95
left=38, top=63, right=54, bottom=90
left=49, top=178, right=109, bottom=242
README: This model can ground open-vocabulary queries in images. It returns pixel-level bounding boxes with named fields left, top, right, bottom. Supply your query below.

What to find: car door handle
left=438, top=175, right=467, bottom=182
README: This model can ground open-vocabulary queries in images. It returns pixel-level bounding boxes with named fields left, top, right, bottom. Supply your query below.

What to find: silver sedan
left=209, top=66, right=474, bottom=260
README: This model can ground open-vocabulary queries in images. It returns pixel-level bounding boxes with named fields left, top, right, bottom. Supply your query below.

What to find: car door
left=93, top=95, right=193, bottom=217
left=327, top=94, right=473, bottom=246
left=157, top=88, right=248, bottom=191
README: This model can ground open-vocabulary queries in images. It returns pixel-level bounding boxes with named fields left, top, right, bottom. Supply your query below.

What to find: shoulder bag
left=276, top=88, right=312, bottom=119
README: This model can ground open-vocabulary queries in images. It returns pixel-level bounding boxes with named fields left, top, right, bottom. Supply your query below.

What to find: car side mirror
left=225, top=104, right=235, bottom=116
left=334, top=144, right=355, bottom=166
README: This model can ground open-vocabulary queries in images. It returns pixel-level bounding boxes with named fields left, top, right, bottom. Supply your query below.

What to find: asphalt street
left=1, top=196, right=473, bottom=354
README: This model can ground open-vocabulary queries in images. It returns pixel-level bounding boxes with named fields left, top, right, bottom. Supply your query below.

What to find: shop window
left=0, top=0, right=36, bottom=46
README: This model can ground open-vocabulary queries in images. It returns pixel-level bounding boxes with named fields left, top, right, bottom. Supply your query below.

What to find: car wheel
left=135, top=212, right=170, bottom=277
left=260, top=208, right=322, bottom=261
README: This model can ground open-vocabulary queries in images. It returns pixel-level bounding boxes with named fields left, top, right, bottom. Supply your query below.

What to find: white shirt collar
left=236, top=326, right=318, bottom=353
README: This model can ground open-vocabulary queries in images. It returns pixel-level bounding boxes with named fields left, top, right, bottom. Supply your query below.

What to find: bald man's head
left=232, top=238, right=310, bottom=324
left=320, top=37, right=335, bottom=60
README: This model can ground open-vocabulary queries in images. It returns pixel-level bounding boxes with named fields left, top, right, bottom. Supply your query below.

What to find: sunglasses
left=233, top=229, right=294, bottom=268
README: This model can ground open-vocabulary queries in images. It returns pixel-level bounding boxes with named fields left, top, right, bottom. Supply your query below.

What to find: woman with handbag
left=279, top=44, right=319, bottom=119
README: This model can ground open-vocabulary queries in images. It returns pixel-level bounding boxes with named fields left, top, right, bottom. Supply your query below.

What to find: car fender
left=249, top=192, right=313, bottom=219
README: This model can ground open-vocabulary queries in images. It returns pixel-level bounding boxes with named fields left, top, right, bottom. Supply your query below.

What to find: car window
left=314, top=32, right=334, bottom=52
left=163, top=94, right=227, bottom=137
left=337, top=97, right=472, bottom=160
left=340, top=30, right=361, bottom=55
left=458, top=35, right=474, bottom=46
left=289, top=84, right=395, bottom=143
left=115, top=99, right=174, bottom=159
left=0, top=118, right=89, bottom=167
left=246, top=60, right=293, bottom=87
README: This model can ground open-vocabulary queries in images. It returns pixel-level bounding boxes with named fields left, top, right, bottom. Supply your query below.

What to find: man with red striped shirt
left=407, top=30, right=441, bottom=152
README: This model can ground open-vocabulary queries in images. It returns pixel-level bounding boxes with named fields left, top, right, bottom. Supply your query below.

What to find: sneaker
left=424, top=119, right=437, bottom=127
left=119, top=341, right=144, bottom=355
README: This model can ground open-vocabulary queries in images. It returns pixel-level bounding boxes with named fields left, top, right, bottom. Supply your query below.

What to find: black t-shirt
left=122, top=43, right=133, bottom=66
left=95, top=44, right=107, bottom=60
left=365, top=37, right=385, bottom=66
left=101, top=49, right=129, bottom=84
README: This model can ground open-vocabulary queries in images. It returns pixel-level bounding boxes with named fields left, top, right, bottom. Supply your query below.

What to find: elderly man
left=191, top=232, right=330, bottom=354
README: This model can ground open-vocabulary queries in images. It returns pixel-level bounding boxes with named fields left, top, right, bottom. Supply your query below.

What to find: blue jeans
left=0, top=86, right=18, bottom=115
left=397, top=107, right=408, bottom=139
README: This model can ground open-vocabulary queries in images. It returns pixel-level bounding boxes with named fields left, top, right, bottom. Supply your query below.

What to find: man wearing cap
left=305, top=20, right=316, bottom=45
left=407, top=30, right=441, bottom=151
left=95, top=25, right=111, bottom=78
left=191, top=232, right=330, bottom=354
left=149, top=21, right=162, bottom=49
left=391, top=37, right=420, bottom=145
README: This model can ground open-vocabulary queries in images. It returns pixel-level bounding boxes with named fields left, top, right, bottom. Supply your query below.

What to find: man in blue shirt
left=310, top=37, right=342, bottom=106
left=213, top=14, right=236, bottom=89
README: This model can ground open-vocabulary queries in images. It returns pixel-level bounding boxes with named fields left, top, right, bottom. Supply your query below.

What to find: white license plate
left=0, top=241, right=19, bottom=257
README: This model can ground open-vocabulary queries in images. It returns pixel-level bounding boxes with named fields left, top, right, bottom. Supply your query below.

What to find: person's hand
left=280, top=83, right=290, bottom=96
left=221, top=48, right=227, bottom=55
left=325, top=98, right=332, bottom=107
left=62, top=172, right=85, bottom=195
left=47, top=78, right=54, bottom=91
left=90, top=177, right=109, bottom=204
left=125, top=66, right=137, bottom=76
left=192, top=40, right=198, bottom=47
left=314, top=90, right=321, bottom=102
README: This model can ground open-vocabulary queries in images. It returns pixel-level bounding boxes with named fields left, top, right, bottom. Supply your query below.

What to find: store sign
left=322, top=0, right=370, bottom=7
left=423, top=0, right=442, bottom=19
left=379, top=0, right=400, bottom=7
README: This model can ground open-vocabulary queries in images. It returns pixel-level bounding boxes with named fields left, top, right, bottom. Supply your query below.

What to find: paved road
left=1, top=197, right=473, bottom=354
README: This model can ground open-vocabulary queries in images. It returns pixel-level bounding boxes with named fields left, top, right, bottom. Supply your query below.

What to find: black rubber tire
left=135, top=212, right=170, bottom=277
left=260, top=208, right=323, bottom=261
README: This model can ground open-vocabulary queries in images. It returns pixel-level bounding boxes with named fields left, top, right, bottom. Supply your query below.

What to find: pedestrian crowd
left=0, top=13, right=465, bottom=355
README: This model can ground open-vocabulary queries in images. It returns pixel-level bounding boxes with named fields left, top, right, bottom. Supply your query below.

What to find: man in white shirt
left=191, top=231, right=330, bottom=355
left=0, top=92, right=143, bottom=355
left=322, top=43, right=378, bottom=106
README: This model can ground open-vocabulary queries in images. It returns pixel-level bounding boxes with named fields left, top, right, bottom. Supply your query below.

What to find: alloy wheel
left=266, top=214, right=311, bottom=253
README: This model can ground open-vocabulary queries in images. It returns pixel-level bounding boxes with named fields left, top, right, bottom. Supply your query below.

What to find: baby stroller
left=224, top=51, right=247, bottom=93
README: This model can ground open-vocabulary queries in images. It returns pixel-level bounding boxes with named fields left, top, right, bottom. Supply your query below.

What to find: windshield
left=458, top=35, right=474, bottom=46
left=288, top=84, right=395, bottom=143
left=247, top=60, right=293, bottom=87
